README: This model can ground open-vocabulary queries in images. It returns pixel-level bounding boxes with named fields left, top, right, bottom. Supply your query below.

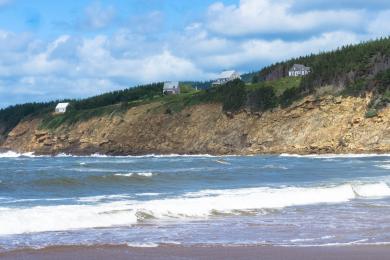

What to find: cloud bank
left=0, top=0, right=388, bottom=107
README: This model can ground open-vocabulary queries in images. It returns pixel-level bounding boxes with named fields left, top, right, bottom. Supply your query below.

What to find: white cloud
left=367, top=10, right=390, bottom=36
left=207, top=0, right=364, bottom=36
left=2, top=0, right=390, bottom=107
left=198, top=31, right=361, bottom=69
left=84, top=2, right=116, bottom=29
left=130, top=51, right=207, bottom=82
left=0, top=32, right=211, bottom=106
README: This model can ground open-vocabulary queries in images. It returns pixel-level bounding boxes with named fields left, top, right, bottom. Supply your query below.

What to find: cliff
left=2, top=94, right=389, bottom=155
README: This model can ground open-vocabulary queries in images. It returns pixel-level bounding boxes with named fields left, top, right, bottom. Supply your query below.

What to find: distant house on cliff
left=55, top=103, right=70, bottom=114
left=163, top=81, right=180, bottom=95
left=212, top=70, right=241, bottom=86
left=288, top=64, right=311, bottom=77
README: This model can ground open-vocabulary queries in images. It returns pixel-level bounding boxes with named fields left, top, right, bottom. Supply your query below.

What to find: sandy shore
left=2, top=245, right=390, bottom=260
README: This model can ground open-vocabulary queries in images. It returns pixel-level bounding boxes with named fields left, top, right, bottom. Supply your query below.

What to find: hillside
left=2, top=94, right=389, bottom=155
left=0, top=37, right=390, bottom=155
left=252, top=37, right=390, bottom=106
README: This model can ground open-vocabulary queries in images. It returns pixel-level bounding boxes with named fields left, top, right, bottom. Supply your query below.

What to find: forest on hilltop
left=1, top=37, right=390, bottom=136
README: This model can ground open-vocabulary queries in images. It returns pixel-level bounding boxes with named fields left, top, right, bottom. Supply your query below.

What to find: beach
left=2, top=245, right=390, bottom=260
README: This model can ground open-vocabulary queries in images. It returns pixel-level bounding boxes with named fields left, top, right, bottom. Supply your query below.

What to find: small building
left=212, top=70, right=241, bottom=86
left=163, top=81, right=180, bottom=95
left=288, top=64, right=311, bottom=77
left=55, top=103, right=70, bottom=114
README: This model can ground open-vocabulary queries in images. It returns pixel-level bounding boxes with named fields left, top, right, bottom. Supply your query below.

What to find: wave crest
left=114, top=172, right=154, bottom=177
left=1, top=182, right=390, bottom=235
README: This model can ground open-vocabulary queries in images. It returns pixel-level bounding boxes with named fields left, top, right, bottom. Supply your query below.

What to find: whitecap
left=77, top=194, right=132, bottom=203
left=135, top=193, right=161, bottom=196
left=262, top=164, right=288, bottom=170
left=215, top=160, right=231, bottom=165
left=114, top=172, right=154, bottom=177
left=0, top=151, right=38, bottom=158
left=2, top=182, right=390, bottom=236
left=280, top=153, right=390, bottom=159
left=376, top=164, right=390, bottom=170
left=352, top=182, right=390, bottom=197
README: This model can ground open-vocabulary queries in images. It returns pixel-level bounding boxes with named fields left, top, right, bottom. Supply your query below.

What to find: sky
left=0, top=0, right=389, bottom=107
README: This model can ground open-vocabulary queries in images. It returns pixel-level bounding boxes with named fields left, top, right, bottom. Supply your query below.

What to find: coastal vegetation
left=251, top=37, right=390, bottom=106
left=1, top=37, right=390, bottom=134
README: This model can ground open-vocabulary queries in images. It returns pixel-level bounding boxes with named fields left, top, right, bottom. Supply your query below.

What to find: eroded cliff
left=1, top=95, right=389, bottom=155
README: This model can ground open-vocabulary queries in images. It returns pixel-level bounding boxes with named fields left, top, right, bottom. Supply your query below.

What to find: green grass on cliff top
left=247, top=77, right=302, bottom=96
left=39, top=78, right=302, bottom=130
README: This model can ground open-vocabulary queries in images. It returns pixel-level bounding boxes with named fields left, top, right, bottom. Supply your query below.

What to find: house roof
left=163, top=81, right=179, bottom=89
left=56, top=103, right=70, bottom=109
left=217, top=70, right=238, bottom=79
left=290, top=64, right=310, bottom=71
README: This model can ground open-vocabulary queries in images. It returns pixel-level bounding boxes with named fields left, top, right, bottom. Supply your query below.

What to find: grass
left=39, top=104, right=128, bottom=130
left=40, top=88, right=206, bottom=130
left=39, top=78, right=304, bottom=130
left=152, top=90, right=207, bottom=114
left=246, top=77, right=302, bottom=96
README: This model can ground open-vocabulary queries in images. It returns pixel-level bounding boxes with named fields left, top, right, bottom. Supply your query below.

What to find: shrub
left=344, top=79, right=367, bottom=96
left=219, top=80, right=247, bottom=112
left=279, top=87, right=301, bottom=107
left=73, top=83, right=163, bottom=110
left=180, top=84, right=196, bottom=94
left=0, top=102, right=56, bottom=135
left=247, top=86, right=278, bottom=111
left=365, top=109, right=378, bottom=118
left=375, top=69, right=390, bottom=93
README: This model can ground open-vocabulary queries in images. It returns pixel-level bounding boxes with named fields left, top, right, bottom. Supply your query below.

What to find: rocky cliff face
left=1, top=95, right=389, bottom=155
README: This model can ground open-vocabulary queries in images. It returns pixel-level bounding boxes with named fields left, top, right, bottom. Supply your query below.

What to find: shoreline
left=2, top=245, right=390, bottom=260
left=1, top=149, right=390, bottom=158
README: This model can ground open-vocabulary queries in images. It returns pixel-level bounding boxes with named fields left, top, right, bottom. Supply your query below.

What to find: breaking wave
left=1, top=182, right=390, bottom=235
left=2, top=151, right=390, bottom=159
left=0, top=151, right=37, bottom=158
left=0, top=151, right=231, bottom=159
left=280, top=153, right=390, bottom=159
left=55, top=153, right=221, bottom=158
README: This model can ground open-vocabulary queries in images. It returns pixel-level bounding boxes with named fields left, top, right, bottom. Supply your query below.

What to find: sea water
left=1, top=152, right=390, bottom=251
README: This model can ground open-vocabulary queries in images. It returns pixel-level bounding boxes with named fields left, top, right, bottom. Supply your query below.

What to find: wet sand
left=2, top=245, right=390, bottom=260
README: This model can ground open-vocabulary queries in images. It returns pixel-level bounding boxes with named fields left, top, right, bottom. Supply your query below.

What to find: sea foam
left=0, top=182, right=389, bottom=236
left=280, top=153, right=390, bottom=159
left=114, top=172, right=154, bottom=177
left=0, top=151, right=37, bottom=158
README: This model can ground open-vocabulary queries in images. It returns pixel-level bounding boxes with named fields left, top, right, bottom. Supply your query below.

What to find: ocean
left=1, top=152, right=390, bottom=251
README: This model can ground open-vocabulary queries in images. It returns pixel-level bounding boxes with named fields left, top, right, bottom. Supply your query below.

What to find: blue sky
left=0, top=0, right=389, bottom=107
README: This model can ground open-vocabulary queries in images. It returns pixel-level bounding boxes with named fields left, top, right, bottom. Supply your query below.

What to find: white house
left=55, top=103, right=70, bottom=113
left=212, top=70, right=241, bottom=86
left=288, top=64, right=311, bottom=77
left=163, top=81, right=180, bottom=95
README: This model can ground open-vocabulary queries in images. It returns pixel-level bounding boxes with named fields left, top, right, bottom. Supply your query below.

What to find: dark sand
left=1, top=245, right=390, bottom=260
